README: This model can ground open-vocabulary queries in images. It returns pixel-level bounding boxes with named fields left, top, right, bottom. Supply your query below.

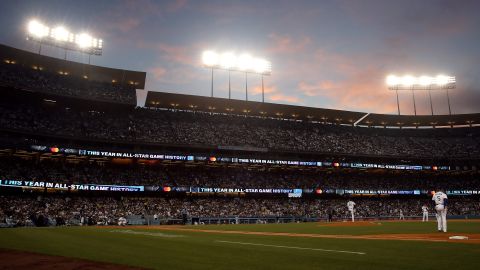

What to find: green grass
left=1, top=221, right=479, bottom=270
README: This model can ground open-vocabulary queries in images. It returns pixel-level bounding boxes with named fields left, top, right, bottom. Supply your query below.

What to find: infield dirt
left=107, top=224, right=480, bottom=244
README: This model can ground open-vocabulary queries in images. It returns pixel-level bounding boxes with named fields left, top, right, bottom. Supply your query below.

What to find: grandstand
left=146, top=91, right=480, bottom=128
left=0, top=44, right=145, bottom=105
left=0, top=44, right=479, bottom=229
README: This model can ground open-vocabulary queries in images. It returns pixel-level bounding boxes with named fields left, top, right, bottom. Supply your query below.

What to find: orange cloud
left=314, top=49, right=358, bottom=75
left=298, top=81, right=337, bottom=96
left=268, top=33, right=311, bottom=54
left=251, top=85, right=277, bottom=95
left=285, top=46, right=406, bottom=113
left=295, top=47, right=399, bottom=113
left=269, top=93, right=301, bottom=103
left=297, top=69, right=399, bottom=114
left=247, top=82, right=301, bottom=104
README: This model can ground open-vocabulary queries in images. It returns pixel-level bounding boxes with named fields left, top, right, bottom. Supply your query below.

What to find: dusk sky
left=1, top=0, right=479, bottom=115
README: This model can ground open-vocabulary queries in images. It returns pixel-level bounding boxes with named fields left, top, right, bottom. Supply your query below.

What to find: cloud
left=294, top=46, right=401, bottom=113
left=314, top=49, right=359, bottom=76
left=250, top=83, right=302, bottom=104
left=98, top=0, right=161, bottom=33
left=157, top=43, right=194, bottom=66
left=251, top=85, right=277, bottom=95
left=269, top=93, right=301, bottom=103
left=268, top=33, right=311, bottom=54
left=248, top=83, right=301, bottom=104
left=298, top=71, right=401, bottom=113
left=121, top=0, right=163, bottom=15
left=115, top=18, right=142, bottom=33
left=135, top=41, right=200, bottom=66
left=167, top=0, right=188, bottom=12
left=298, top=81, right=337, bottom=97
left=98, top=0, right=188, bottom=36
left=150, top=67, right=167, bottom=79
left=198, top=3, right=257, bottom=16
left=338, top=0, right=476, bottom=39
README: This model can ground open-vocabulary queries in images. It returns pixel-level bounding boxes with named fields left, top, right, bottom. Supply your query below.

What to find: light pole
left=411, top=89, right=417, bottom=116
left=245, top=72, right=248, bottom=101
left=446, top=89, right=452, bottom=115
left=228, top=70, right=231, bottom=99
left=202, top=51, right=271, bottom=102
left=387, top=75, right=456, bottom=116
left=262, top=75, right=265, bottom=103
left=428, top=90, right=434, bottom=115
left=395, top=89, right=400, bottom=115
left=26, top=19, right=103, bottom=62
left=211, top=68, right=214, bottom=97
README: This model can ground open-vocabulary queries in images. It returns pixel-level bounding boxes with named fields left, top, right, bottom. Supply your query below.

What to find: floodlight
left=201, top=50, right=271, bottom=74
left=387, top=74, right=455, bottom=88
left=202, top=51, right=219, bottom=67
left=419, top=76, right=433, bottom=86
left=253, top=58, right=269, bottom=73
left=435, top=75, right=449, bottom=85
left=52, top=26, right=69, bottom=41
left=220, top=52, right=236, bottom=69
left=386, top=75, right=456, bottom=115
left=28, top=20, right=49, bottom=38
left=76, top=33, right=93, bottom=48
left=401, top=75, right=416, bottom=86
left=386, top=73, right=456, bottom=117
left=386, top=75, right=399, bottom=86
left=25, top=19, right=103, bottom=56
left=237, top=54, right=253, bottom=71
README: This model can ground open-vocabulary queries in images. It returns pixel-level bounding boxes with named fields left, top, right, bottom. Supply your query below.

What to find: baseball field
left=1, top=220, right=479, bottom=269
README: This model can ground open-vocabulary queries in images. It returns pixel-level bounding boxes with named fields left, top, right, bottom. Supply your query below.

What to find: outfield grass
left=1, top=221, right=479, bottom=270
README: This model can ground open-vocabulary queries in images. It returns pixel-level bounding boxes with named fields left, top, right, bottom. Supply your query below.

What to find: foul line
left=215, top=240, right=366, bottom=255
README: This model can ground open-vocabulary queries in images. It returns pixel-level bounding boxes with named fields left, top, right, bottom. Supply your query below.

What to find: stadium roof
left=146, top=91, right=480, bottom=128
left=0, top=44, right=146, bottom=89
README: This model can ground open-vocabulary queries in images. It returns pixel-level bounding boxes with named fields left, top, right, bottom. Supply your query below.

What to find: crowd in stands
left=1, top=156, right=478, bottom=190
left=0, top=62, right=136, bottom=104
left=3, top=48, right=480, bottom=230
left=1, top=102, right=479, bottom=159
left=1, top=195, right=479, bottom=227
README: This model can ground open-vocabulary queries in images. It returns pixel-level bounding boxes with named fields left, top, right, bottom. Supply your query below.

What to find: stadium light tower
left=386, top=75, right=456, bottom=116
left=202, top=50, right=271, bottom=102
left=26, top=19, right=103, bottom=63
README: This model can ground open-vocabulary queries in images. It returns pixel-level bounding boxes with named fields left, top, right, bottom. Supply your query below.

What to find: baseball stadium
left=1, top=1, right=480, bottom=269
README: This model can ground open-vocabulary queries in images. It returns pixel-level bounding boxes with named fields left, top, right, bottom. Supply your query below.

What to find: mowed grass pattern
left=0, top=221, right=479, bottom=270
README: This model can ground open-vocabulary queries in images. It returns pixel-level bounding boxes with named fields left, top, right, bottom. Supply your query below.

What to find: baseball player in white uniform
left=118, top=216, right=127, bottom=226
left=432, top=191, right=448, bottom=232
left=422, top=205, right=429, bottom=222
left=399, top=209, right=405, bottom=220
left=347, top=201, right=355, bottom=222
